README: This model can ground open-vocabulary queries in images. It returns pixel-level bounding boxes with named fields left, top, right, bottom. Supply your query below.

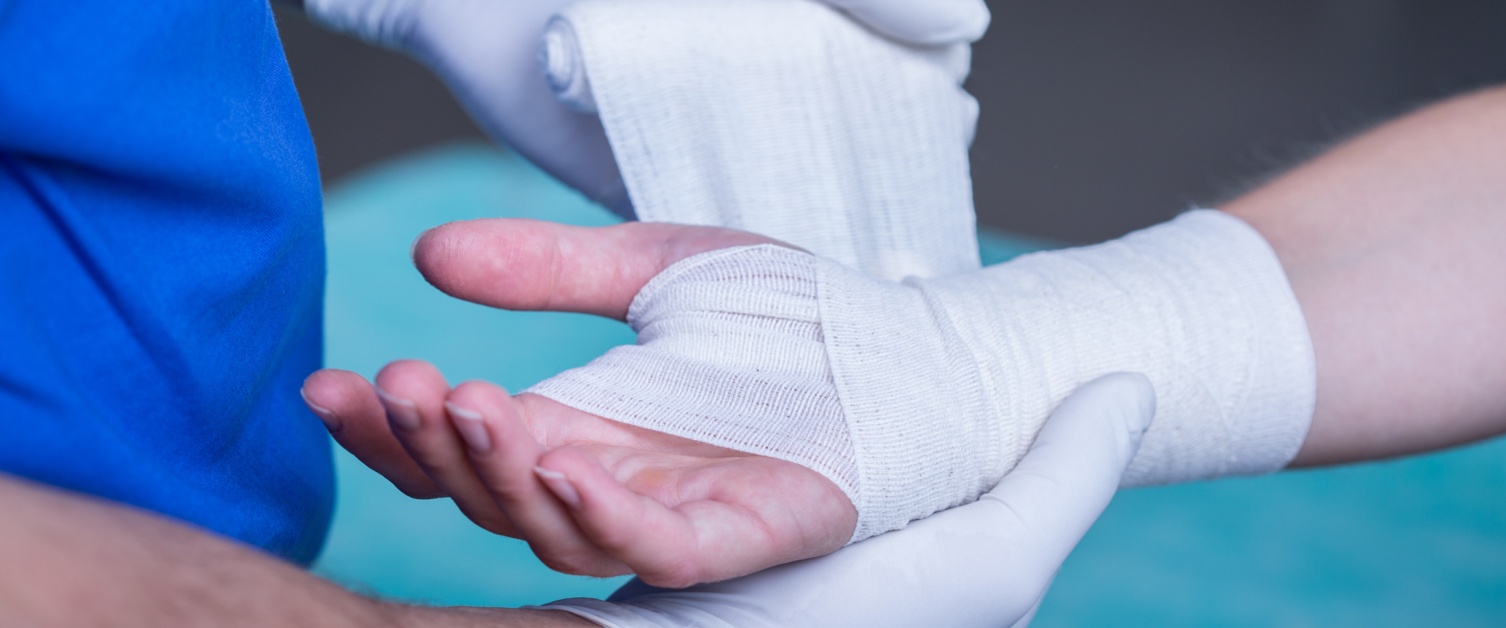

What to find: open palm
left=302, top=219, right=856, bottom=587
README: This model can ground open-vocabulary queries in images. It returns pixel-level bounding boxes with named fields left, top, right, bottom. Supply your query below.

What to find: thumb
left=411, top=219, right=784, bottom=320
left=981, top=373, right=1155, bottom=567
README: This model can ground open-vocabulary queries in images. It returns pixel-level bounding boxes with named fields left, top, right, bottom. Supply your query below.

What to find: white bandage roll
left=539, top=0, right=982, bottom=280
left=532, top=210, right=1317, bottom=541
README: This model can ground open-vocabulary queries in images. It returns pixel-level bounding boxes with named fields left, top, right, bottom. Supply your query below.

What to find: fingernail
left=299, top=387, right=341, bottom=432
left=535, top=467, right=581, bottom=508
left=445, top=402, right=492, bottom=454
left=375, top=386, right=421, bottom=430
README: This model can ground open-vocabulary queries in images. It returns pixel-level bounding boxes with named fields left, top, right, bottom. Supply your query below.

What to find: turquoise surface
left=315, top=143, right=1505, bottom=624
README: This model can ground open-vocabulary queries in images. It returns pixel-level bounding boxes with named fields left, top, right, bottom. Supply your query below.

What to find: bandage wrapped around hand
left=530, top=210, right=1316, bottom=541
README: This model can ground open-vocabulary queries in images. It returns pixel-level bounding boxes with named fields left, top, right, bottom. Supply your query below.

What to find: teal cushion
left=316, top=143, right=1506, bottom=624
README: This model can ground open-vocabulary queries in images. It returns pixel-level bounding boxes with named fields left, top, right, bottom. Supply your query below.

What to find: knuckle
left=468, top=513, right=515, bottom=536
left=589, top=522, right=636, bottom=553
left=642, top=559, right=702, bottom=590
left=393, top=482, right=445, bottom=500
left=537, top=548, right=598, bottom=576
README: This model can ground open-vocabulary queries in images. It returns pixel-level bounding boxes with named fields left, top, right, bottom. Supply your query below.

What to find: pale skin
left=5, top=86, right=1504, bottom=625
left=301, top=85, right=1506, bottom=587
left=1230, top=85, right=1506, bottom=466
left=0, top=473, right=590, bottom=627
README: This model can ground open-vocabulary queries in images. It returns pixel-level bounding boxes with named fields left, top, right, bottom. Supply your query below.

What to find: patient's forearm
left=0, top=474, right=587, bottom=627
left=1225, top=85, right=1506, bottom=466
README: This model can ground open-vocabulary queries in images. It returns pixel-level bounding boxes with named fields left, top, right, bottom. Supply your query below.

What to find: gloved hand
left=303, top=0, right=990, bottom=216
left=539, top=372, right=1155, bottom=627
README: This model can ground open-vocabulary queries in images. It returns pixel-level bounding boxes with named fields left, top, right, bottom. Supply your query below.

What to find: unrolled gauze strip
left=540, top=0, right=982, bottom=280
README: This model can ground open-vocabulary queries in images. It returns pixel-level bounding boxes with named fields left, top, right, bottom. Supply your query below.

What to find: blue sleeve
left=0, top=0, right=333, bottom=563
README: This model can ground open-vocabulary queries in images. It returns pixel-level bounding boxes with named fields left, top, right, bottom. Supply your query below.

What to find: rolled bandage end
left=540, top=17, right=598, bottom=114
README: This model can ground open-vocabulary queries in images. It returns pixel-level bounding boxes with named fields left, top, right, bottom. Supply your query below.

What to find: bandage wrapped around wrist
left=530, top=210, right=1317, bottom=541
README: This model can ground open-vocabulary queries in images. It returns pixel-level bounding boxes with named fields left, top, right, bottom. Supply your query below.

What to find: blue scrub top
left=0, top=0, right=333, bottom=563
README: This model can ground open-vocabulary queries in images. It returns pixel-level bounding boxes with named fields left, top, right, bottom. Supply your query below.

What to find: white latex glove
left=303, top=0, right=991, bottom=217
left=538, top=372, right=1156, bottom=628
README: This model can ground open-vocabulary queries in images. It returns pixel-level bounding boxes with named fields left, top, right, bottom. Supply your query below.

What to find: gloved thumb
left=304, top=0, right=426, bottom=51
left=979, top=373, right=1155, bottom=572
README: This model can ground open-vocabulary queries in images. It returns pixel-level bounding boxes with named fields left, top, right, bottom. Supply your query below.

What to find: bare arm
left=0, top=473, right=589, bottom=628
left=1225, top=85, right=1506, bottom=467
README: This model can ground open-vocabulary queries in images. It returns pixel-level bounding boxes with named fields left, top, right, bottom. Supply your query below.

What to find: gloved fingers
left=820, top=0, right=990, bottom=46
left=981, top=372, right=1155, bottom=568
left=443, top=382, right=631, bottom=577
left=584, top=376, right=1148, bottom=625
left=373, top=360, right=521, bottom=537
left=1008, top=580, right=1050, bottom=628
left=411, top=219, right=783, bottom=321
left=304, top=0, right=424, bottom=50
left=300, top=368, right=444, bottom=499
left=597, top=487, right=1055, bottom=626
left=574, top=377, right=1149, bottom=626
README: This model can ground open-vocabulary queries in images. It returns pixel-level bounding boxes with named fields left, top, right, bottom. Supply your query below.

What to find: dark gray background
left=274, top=1, right=1506, bottom=244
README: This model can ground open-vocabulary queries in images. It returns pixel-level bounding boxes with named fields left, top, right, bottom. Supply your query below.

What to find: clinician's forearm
left=0, top=474, right=588, bottom=628
left=1224, top=85, right=1506, bottom=467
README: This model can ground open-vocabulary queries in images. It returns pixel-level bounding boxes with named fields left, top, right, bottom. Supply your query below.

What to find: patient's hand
left=301, top=220, right=856, bottom=587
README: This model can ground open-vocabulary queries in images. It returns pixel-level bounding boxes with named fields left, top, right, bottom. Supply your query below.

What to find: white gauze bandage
left=540, top=0, right=982, bottom=280
left=531, top=210, right=1317, bottom=541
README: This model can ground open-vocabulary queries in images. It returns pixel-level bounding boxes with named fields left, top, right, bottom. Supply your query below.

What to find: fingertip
left=534, top=466, right=582, bottom=509
left=301, top=368, right=367, bottom=404
left=534, top=448, right=706, bottom=587
left=537, top=447, right=635, bottom=531
left=998, top=374, right=1160, bottom=500
left=446, top=381, right=524, bottom=443
left=536, top=447, right=606, bottom=496
left=448, top=380, right=548, bottom=482
left=440, top=404, right=622, bottom=574
left=301, top=369, right=375, bottom=432
left=412, top=218, right=557, bottom=312
left=446, top=401, right=492, bottom=455
left=302, top=367, right=352, bottom=389
left=299, top=386, right=340, bottom=431
left=1032, top=374, right=1158, bottom=477
left=1092, top=372, right=1157, bottom=438
left=301, top=369, right=447, bottom=500
left=410, top=220, right=467, bottom=290
left=374, top=360, right=447, bottom=421
left=410, top=226, right=432, bottom=264
left=374, top=358, right=445, bottom=392
left=448, top=379, right=514, bottom=406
